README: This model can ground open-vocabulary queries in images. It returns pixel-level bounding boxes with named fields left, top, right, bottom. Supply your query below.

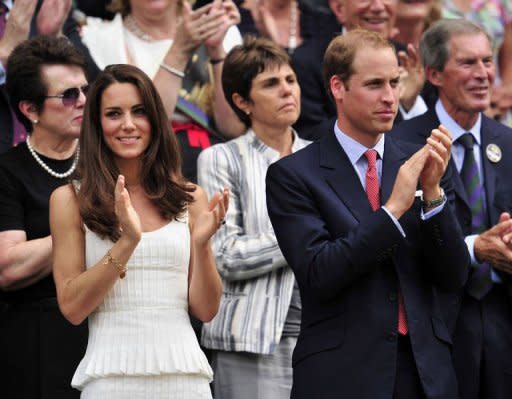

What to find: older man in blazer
left=390, top=19, right=512, bottom=399
left=266, top=29, right=469, bottom=399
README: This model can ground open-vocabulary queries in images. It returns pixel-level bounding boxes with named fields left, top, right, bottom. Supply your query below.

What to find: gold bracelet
left=103, top=249, right=127, bottom=279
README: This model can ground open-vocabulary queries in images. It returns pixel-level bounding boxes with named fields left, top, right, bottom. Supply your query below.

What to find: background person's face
left=36, top=65, right=87, bottom=139
left=339, top=0, right=398, bottom=39
left=243, top=63, right=301, bottom=131
left=433, top=33, right=495, bottom=115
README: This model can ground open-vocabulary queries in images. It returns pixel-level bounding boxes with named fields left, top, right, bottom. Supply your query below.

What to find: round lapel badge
left=486, top=143, right=502, bottom=163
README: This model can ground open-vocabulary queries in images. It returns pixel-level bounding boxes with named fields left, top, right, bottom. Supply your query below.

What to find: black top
left=0, top=142, right=75, bottom=302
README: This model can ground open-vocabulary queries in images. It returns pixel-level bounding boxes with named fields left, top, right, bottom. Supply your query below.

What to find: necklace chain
left=26, top=136, right=79, bottom=179
left=123, top=14, right=154, bottom=42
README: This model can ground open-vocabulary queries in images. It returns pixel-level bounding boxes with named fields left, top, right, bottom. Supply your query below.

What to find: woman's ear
left=232, top=93, right=250, bottom=115
left=18, top=101, right=39, bottom=124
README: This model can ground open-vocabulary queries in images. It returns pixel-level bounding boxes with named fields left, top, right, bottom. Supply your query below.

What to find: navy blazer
left=266, top=132, right=469, bottom=399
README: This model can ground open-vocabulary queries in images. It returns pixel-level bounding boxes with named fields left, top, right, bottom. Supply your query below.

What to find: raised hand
left=397, top=44, right=425, bottom=112
left=385, top=145, right=429, bottom=219
left=420, top=125, right=452, bottom=198
left=0, top=0, right=38, bottom=66
left=36, top=0, right=72, bottom=36
left=114, top=175, right=142, bottom=243
left=204, top=0, right=241, bottom=55
left=192, top=187, right=229, bottom=247
left=173, top=0, right=227, bottom=57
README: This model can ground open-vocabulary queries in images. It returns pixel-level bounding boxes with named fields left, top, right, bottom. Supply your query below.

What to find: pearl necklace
left=123, top=14, right=154, bottom=42
left=288, top=0, right=298, bottom=55
left=26, top=136, right=79, bottom=179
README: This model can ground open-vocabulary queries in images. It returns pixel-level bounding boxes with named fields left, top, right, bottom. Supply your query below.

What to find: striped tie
left=458, top=133, right=492, bottom=299
left=364, top=150, right=408, bottom=334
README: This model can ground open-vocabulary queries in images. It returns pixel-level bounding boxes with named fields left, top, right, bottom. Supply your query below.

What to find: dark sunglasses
left=44, top=85, right=89, bottom=106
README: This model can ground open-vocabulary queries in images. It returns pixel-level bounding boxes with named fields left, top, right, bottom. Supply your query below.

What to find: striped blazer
left=198, top=129, right=310, bottom=354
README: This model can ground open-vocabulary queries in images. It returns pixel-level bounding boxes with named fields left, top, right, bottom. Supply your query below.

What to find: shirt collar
left=334, top=120, right=385, bottom=165
left=247, top=128, right=303, bottom=161
left=435, top=99, right=482, bottom=145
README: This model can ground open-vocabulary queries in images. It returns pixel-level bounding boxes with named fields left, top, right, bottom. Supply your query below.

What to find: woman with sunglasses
left=50, top=64, right=227, bottom=398
left=0, top=36, right=88, bottom=398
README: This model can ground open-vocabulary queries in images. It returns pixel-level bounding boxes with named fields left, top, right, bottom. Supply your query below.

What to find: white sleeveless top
left=71, top=213, right=213, bottom=389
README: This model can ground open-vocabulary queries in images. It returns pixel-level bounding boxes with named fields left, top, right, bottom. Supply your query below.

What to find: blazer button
left=387, top=332, right=397, bottom=342
left=388, top=292, right=397, bottom=302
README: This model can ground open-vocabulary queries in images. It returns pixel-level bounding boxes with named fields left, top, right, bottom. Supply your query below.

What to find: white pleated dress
left=72, top=214, right=213, bottom=398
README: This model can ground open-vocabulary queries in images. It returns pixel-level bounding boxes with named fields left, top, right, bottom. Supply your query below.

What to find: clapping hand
left=192, top=187, right=229, bottom=247
left=420, top=125, right=452, bottom=197
left=114, top=175, right=142, bottom=243
left=173, top=0, right=228, bottom=57
left=397, top=44, right=425, bottom=112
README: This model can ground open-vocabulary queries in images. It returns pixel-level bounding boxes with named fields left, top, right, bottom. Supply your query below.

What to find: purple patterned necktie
left=458, top=133, right=492, bottom=299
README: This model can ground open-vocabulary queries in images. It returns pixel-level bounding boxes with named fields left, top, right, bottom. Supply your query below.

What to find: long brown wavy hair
left=76, top=64, right=194, bottom=241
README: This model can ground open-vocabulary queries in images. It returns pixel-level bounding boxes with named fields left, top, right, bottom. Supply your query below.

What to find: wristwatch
left=421, top=188, right=446, bottom=212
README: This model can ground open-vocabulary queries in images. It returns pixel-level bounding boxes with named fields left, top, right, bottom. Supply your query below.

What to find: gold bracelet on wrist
left=103, top=249, right=127, bottom=279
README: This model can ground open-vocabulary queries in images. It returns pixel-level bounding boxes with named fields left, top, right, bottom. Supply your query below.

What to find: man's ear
left=425, top=66, right=443, bottom=89
left=18, top=101, right=38, bottom=123
left=232, top=93, right=250, bottom=115
left=330, top=75, right=347, bottom=103
left=329, top=0, right=345, bottom=24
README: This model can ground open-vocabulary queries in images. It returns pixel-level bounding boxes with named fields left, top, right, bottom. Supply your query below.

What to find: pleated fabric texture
left=72, top=214, right=213, bottom=396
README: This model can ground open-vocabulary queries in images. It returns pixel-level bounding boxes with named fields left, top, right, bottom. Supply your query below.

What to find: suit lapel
left=319, top=133, right=373, bottom=222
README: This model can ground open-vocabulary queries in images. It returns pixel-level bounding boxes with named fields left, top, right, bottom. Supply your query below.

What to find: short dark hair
left=6, top=36, right=87, bottom=132
left=420, top=19, right=492, bottom=72
left=78, top=64, right=194, bottom=241
left=222, top=36, right=292, bottom=128
left=323, top=29, right=395, bottom=98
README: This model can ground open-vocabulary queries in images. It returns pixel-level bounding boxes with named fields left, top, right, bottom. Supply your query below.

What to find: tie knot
left=364, top=149, right=378, bottom=166
left=458, top=133, right=475, bottom=150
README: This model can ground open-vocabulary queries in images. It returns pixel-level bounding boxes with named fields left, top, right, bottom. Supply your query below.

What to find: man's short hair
left=322, top=29, right=395, bottom=98
left=420, top=18, right=492, bottom=72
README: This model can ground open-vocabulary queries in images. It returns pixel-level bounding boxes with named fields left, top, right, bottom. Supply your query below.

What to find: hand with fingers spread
left=191, top=187, right=229, bottom=247
left=204, top=0, right=240, bottom=55
left=385, top=145, right=429, bottom=219
left=420, top=125, right=452, bottom=199
left=475, top=213, right=512, bottom=275
left=172, top=0, right=227, bottom=58
left=36, top=0, right=72, bottom=36
left=397, top=44, right=425, bottom=112
left=114, top=175, right=142, bottom=243
left=0, top=0, right=38, bottom=66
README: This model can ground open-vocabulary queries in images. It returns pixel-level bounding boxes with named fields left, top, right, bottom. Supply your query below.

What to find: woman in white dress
left=49, top=64, right=227, bottom=398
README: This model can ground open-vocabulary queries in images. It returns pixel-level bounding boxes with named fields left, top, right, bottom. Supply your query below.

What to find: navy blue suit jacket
left=266, top=132, right=469, bottom=399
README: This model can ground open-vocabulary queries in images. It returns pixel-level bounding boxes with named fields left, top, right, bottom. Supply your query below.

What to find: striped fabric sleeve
left=197, top=143, right=288, bottom=282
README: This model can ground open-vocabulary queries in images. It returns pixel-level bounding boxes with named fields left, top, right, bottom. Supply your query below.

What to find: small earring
left=246, top=110, right=250, bottom=116
left=33, top=119, right=38, bottom=124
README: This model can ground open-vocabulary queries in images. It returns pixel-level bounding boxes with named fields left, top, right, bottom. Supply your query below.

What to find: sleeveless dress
left=71, top=213, right=213, bottom=398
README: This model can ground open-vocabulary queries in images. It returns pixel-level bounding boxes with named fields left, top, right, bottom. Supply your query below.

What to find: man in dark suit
left=266, top=29, right=469, bottom=399
left=390, top=19, right=512, bottom=399
left=292, top=0, right=426, bottom=140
